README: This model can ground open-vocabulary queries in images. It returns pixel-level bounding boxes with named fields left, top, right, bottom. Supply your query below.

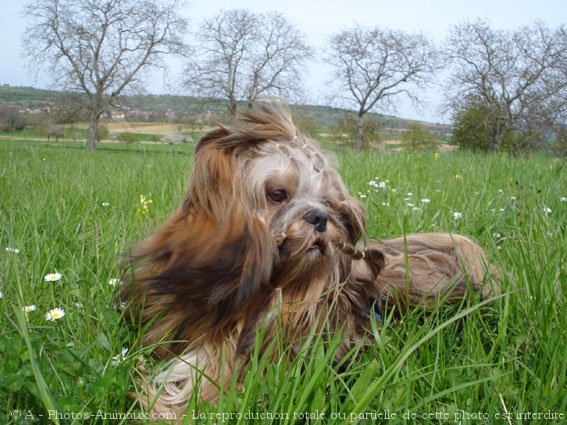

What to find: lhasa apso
left=123, top=103, right=498, bottom=416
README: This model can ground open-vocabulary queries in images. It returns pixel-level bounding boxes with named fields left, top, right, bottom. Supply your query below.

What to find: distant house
left=110, top=111, right=126, bottom=120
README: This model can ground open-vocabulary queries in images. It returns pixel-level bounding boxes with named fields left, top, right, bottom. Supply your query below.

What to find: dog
left=123, top=103, right=498, bottom=417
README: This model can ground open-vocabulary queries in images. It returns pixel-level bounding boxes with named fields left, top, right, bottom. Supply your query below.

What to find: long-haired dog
left=123, top=103, right=498, bottom=417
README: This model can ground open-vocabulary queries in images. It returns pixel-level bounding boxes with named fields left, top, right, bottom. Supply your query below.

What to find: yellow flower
left=434, top=152, right=440, bottom=159
left=454, top=174, right=463, bottom=181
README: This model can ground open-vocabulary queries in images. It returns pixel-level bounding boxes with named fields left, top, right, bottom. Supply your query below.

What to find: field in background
left=0, top=139, right=566, bottom=424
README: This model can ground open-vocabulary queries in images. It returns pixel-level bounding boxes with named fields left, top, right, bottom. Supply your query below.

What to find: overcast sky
left=1, top=0, right=566, bottom=122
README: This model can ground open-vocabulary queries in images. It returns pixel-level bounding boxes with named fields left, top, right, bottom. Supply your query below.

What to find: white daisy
left=44, top=273, right=62, bottom=282
left=5, top=247, right=20, bottom=254
left=108, top=278, right=124, bottom=287
left=45, top=308, right=65, bottom=321
left=543, top=207, right=552, bottom=214
left=453, top=211, right=462, bottom=220
left=112, top=348, right=129, bottom=366
left=24, top=305, right=37, bottom=312
left=420, top=198, right=431, bottom=204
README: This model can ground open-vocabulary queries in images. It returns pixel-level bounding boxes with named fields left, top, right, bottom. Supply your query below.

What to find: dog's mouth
left=307, top=238, right=326, bottom=254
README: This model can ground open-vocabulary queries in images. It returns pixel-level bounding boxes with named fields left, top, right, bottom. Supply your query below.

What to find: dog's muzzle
left=304, top=210, right=328, bottom=233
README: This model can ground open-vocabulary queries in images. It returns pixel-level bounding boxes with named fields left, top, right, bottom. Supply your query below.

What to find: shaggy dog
left=123, top=103, right=498, bottom=417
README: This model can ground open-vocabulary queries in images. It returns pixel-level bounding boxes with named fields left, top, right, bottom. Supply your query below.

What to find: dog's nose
left=304, top=210, right=328, bottom=233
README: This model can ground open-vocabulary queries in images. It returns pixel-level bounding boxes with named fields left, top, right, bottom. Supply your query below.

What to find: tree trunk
left=86, top=114, right=99, bottom=151
left=355, top=112, right=365, bottom=152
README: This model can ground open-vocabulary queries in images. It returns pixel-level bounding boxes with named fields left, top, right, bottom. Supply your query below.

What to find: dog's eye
left=267, top=189, right=288, bottom=204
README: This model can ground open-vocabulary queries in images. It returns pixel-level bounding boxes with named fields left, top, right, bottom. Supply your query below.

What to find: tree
left=400, top=122, right=437, bottom=153
left=184, top=9, right=312, bottom=116
left=325, top=25, right=437, bottom=152
left=0, top=105, right=26, bottom=132
left=444, top=20, right=567, bottom=152
left=22, top=0, right=188, bottom=150
left=332, top=114, right=381, bottom=147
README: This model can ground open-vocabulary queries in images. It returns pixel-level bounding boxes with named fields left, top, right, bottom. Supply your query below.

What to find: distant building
left=110, top=111, right=126, bottom=120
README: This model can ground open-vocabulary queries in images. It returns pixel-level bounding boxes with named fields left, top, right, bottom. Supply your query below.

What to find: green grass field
left=1, top=139, right=566, bottom=424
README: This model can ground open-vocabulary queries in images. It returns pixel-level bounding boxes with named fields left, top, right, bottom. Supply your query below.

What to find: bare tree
left=22, top=0, right=188, bottom=150
left=444, top=20, right=567, bottom=152
left=326, top=25, right=437, bottom=151
left=184, top=9, right=312, bottom=116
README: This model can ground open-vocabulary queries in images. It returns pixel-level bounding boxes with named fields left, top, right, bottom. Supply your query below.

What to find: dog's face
left=130, top=105, right=383, bottom=357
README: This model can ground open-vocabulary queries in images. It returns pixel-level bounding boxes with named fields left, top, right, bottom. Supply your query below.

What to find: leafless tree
left=326, top=25, right=437, bottom=151
left=184, top=9, right=312, bottom=116
left=444, top=20, right=567, bottom=152
left=22, top=0, right=189, bottom=150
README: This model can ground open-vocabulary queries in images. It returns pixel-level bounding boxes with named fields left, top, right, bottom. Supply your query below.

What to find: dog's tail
left=373, top=233, right=500, bottom=311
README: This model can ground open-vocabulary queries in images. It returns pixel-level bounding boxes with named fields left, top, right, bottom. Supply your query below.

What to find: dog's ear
left=125, top=208, right=276, bottom=356
left=337, top=197, right=366, bottom=244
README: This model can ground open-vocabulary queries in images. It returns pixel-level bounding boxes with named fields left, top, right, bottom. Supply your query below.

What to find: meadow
left=0, top=138, right=566, bottom=424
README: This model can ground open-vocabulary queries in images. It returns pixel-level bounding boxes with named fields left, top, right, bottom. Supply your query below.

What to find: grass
left=0, top=139, right=566, bottom=424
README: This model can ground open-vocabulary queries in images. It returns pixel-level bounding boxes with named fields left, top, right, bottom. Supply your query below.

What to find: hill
left=0, top=84, right=451, bottom=135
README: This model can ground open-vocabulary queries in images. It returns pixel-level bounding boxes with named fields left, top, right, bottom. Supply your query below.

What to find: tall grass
left=1, top=140, right=565, bottom=424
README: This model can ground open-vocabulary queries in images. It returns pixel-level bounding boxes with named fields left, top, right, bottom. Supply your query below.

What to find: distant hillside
left=0, top=85, right=451, bottom=135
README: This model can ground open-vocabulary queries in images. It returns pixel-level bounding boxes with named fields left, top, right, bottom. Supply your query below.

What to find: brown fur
left=122, top=103, right=498, bottom=418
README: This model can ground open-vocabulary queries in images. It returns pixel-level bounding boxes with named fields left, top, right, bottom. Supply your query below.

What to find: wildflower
left=420, top=198, right=431, bottom=204
left=138, top=195, right=154, bottom=215
left=412, top=207, right=422, bottom=212
left=406, top=192, right=413, bottom=196
left=112, top=348, right=129, bottom=366
left=561, top=197, right=566, bottom=202
left=24, top=305, right=37, bottom=313
left=112, top=301, right=127, bottom=310
left=359, top=194, right=367, bottom=199
left=454, top=174, right=463, bottom=181
left=101, top=202, right=110, bottom=207
left=453, top=211, right=462, bottom=220
left=543, top=207, right=552, bottom=214
left=434, top=152, right=440, bottom=159
left=381, top=202, right=390, bottom=207
left=108, top=278, right=124, bottom=287
left=75, top=302, right=83, bottom=309
left=45, top=308, right=65, bottom=321
left=5, top=247, right=20, bottom=254
left=498, top=189, right=504, bottom=194
left=44, top=273, right=62, bottom=282
left=378, top=181, right=387, bottom=189
left=406, top=203, right=415, bottom=208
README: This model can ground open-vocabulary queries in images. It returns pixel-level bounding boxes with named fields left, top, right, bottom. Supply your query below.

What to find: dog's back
left=370, top=233, right=499, bottom=310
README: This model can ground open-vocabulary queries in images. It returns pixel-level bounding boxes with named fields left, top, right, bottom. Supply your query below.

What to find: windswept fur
left=122, top=103, right=498, bottom=418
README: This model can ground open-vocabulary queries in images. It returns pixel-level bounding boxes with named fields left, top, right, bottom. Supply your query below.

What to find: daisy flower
left=101, top=202, right=110, bottom=207
left=108, top=278, right=124, bottom=287
left=24, top=305, right=37, bottom=312
left=453, top=211, right=462, bottom=220
left=112, top=348, right=129, bottom=366
left=5, top=247, right=20, bottom=254
left=44, top=273, right=62, bottom=282
left=45, top=308, right=65, bottom=321
left=420, top=198, right=431, bottom=204
left=543, top=207, right=552, bottom=214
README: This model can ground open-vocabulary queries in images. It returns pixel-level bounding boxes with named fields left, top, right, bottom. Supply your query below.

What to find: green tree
left=400, top=122, right=436, bottom=152
left=333, top=114, right=381, bottom=147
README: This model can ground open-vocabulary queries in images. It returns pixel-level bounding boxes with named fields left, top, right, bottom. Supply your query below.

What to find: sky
left=1, top=0, right=566, bottom=123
